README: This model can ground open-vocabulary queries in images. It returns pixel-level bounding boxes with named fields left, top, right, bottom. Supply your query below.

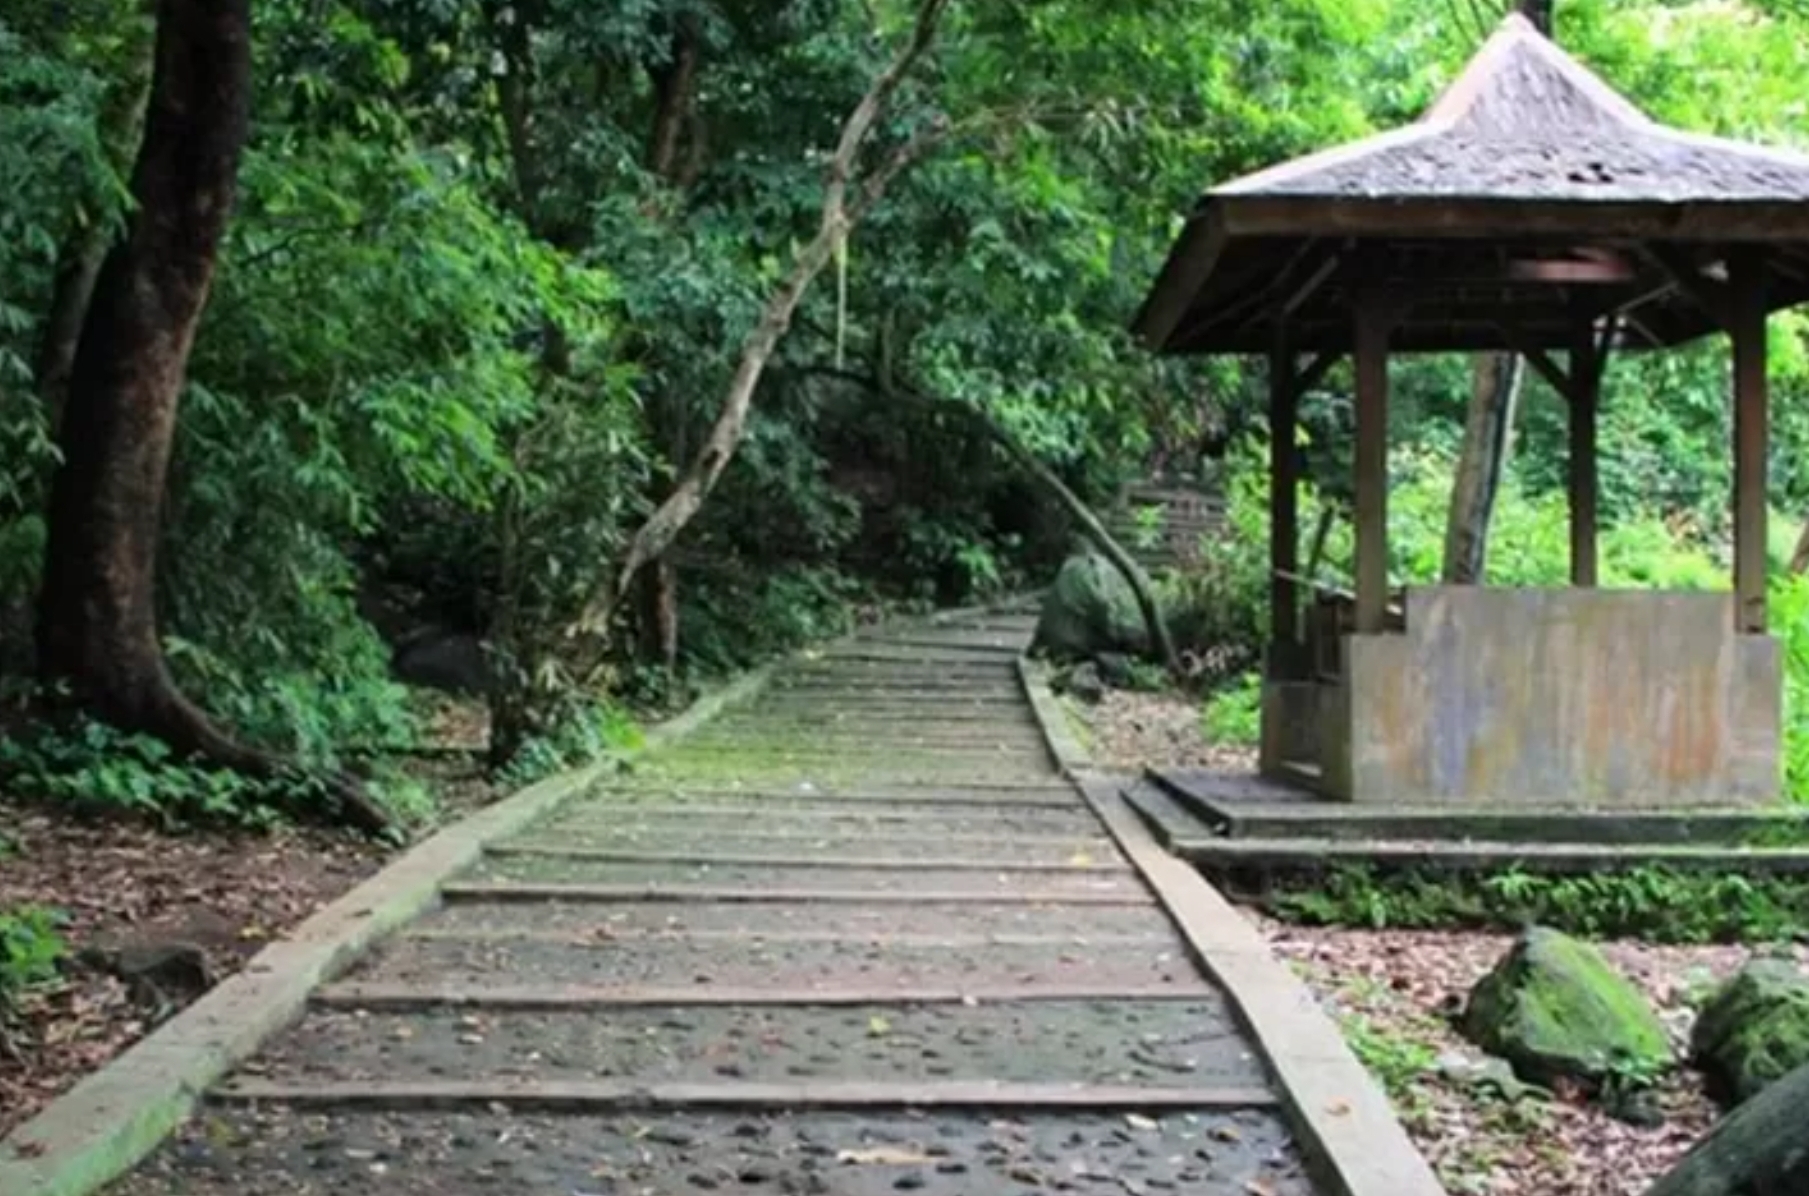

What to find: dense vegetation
left=6, top=0, right=1809, bottom=838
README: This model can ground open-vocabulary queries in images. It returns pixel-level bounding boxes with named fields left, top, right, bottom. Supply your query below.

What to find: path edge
left=0, top=662, right=775, bottom=1196
left=1015, top=656, right=1449, bottom=1196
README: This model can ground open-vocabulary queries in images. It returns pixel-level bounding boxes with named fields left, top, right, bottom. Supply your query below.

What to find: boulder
left=391, top=628, right=496, bottom=696
left=1691, top=957, right=1809, bottom=1107
left=1460, top=926, right=1672, bottom=1086
left=1032, top=551, right=1148, bottom=661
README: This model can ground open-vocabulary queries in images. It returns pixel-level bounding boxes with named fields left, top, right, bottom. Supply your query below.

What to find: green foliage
left=0, top=904, right=67, bottom=1028
left=1201, top=672, right=1261, bottom=746
left=491, top=700, right=644, bottom=792
left=1268, top=863, right=1809, bottom=945
left=0, top=715, right=432, bottom=831
left=8, top=0, right=1809, bottom=817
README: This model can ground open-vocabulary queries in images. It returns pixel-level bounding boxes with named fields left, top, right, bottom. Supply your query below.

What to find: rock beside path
left=1032, top=551, right=1147, bottom=661
left=1691, top=956, right=1809, bottom=1106
left=1461, top=926, right=1672, bottom=1086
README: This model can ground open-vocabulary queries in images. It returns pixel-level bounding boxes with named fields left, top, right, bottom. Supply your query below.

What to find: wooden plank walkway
left=83, top=603, right=1440, bottom=1196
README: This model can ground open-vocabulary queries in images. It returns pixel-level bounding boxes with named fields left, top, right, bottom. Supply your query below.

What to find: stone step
left=238, top=999, right=1262, bottom=1092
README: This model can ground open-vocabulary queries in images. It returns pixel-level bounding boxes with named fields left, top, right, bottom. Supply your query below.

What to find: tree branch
left=569, top=0, right=952, bottom=650
left=798, top=364, right=1182, bottom=677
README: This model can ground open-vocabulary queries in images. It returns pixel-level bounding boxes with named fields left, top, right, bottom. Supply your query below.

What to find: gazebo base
left=1261, top=586, right=1781, bottom=809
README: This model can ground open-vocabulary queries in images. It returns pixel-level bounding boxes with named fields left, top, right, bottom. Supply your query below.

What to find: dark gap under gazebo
left=1133, top=13, right=1809, bottom=808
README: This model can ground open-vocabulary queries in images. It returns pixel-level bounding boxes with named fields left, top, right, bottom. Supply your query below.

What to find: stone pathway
left=105, top=607, right=1336, bottom=1196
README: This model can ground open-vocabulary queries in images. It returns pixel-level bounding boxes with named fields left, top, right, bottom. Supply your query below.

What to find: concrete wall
left=1327, top=587, right=1780, bottom=808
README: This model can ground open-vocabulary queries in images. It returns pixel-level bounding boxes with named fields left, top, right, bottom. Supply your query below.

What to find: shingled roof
left=1134, top=12, right=1809, bottom=355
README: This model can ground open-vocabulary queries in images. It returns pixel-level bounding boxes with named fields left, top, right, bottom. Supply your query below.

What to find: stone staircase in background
left=1104, top=474, right=1228, bottom=573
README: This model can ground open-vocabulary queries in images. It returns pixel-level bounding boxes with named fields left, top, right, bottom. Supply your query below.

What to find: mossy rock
left=1460, top=926, right=1671, bottom=1086
left=1032, top=551, right=1148, bottom=661
left=1691, top=957, right=1809, bottom=1107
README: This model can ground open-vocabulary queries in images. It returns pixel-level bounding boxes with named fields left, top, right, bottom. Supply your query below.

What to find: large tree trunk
left=34, top=0, right=390, bottom=836
left=1641, top=1060, right=1809, bottom=1196
left=1442, top=351, right=1523, bottom=584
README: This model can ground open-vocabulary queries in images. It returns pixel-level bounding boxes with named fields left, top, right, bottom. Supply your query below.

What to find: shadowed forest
left=7, top=1, right=1809, bottom=1192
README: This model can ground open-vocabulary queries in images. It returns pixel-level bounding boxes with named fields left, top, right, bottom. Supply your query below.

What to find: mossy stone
left=1032, top=551, right=1147, bottom=661
left=1460, top=926, right=1671, bottom=1085
left=1691, top=957, right=1809, bottom=1107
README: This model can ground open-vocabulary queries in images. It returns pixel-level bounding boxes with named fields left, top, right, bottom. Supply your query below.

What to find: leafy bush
left=0, top=715, right=433, bottom=831
left=0, top=904, right=67, bottom=1031
left=1202, top=672, right=1261, bottom=746
left=490, top=700, right=644, bottom=792
left=1266, top=863, right=1808, bottom=945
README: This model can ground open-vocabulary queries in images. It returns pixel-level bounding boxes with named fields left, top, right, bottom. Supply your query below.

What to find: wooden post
left=1269, top=334, right=1299, bottom=664
left=1354, top=299, right=1391, bottom=634
left=1568, top=322, right=1600, bottom=587
left=1731, top=250, right=1769, bottom=634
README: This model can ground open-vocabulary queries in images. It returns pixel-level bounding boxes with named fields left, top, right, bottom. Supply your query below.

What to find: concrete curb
left=0, top=663, right=774, bottom=1196
left=1014, top=656, right=1092, bottom=778
left=1015, top=658, right=1448, bottom=1196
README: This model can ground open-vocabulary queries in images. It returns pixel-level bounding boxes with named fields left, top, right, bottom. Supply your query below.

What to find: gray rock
left=1067, top=662, right=1106, bottom=704
left=1031, top=551, right=1148, bottom=662
left=1691, top=957, right=1809, bottom=1106
left=391, top=628, right=496, bottom=696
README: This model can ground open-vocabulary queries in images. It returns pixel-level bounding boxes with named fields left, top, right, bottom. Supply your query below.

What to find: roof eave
left=1129, top=206, right=1229, bottom=350
left=1216, top=194, right=1809, bottom=242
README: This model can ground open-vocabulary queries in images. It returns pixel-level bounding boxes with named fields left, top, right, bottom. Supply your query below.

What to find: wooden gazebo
left=1133, top=14, right=1809, bottom=808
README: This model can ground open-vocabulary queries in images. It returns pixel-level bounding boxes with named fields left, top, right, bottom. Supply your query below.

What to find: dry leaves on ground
left=1257, top=916, right=1778, bottom=1196
left=0, top=801, right=393, bottom=1137
left=1071, top=687, right=1254, bottom=775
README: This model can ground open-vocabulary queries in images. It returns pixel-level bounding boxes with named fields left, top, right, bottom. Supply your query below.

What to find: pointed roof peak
left=1423, top=10, right=1654, bottom=133
left=1212, top=9, right=1809, bottom=205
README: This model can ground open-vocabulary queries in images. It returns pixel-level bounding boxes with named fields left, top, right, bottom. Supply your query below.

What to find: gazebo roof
left=1134, top=13, right=1809, bottom=355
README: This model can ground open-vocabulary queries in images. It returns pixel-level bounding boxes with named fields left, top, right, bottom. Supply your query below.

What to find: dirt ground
left=0, top=738, right=503, bottom=1138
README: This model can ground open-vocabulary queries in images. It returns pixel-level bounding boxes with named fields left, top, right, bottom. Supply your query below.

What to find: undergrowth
left=0, top=715, right=434, bottom=833
left=1260, top=863, right=1809, bottom=944
left=0, top=904, right=66, bottom=1041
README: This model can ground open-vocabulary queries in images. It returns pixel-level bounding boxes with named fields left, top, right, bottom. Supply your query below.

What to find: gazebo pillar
left=1568, top=323, right=1601, bottom=587
left=1731, top=249, right=1770, bottom=634
left=1353, top=301, right=1391, bottom=633
left=1268, top=333, right=1300, bottom=667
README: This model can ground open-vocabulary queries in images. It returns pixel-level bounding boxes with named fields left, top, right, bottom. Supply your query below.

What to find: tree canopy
left=5, top=0, right=1809, bottom=821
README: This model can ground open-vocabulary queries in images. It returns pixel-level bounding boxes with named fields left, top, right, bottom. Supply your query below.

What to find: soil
left=1259, top=919, right=1790, bottom=1196
left=1070, top=688, right=1255, bottom=776
left=0, top=719, right=504, bottom=1138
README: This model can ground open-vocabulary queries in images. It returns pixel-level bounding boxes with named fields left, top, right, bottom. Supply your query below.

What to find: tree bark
left=637, top=15, right=704, bottom=680
left=1790, top=514, right=1809, bottom=576
left=572, top=0, right=951, bottom=650
left=34, top=0, right=390, bottom=836
left=1442, top=351, right=1523, bottom=584
left=1640, top=1060, right=1809, bottom=1196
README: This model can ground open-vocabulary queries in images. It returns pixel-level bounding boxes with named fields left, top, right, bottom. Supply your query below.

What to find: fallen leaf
left=867, top=1014, right=891, bottom=1038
